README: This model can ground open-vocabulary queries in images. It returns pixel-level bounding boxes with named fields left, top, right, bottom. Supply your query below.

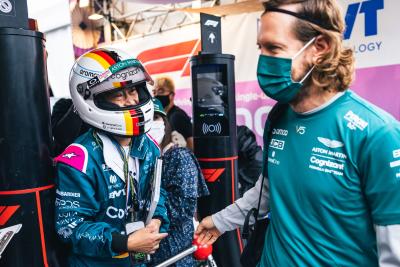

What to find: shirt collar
left=298, top=91, right=345, bottom=115
left=129, top=135, right=148, bottom=160
left=96, top=131, right=148, bottom=160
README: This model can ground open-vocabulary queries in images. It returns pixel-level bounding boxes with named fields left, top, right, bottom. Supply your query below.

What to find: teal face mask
left=257, top=38, right=316, bottom=103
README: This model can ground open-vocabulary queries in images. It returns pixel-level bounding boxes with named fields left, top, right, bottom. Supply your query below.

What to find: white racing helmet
left=69, top=48, right=154, bottom=136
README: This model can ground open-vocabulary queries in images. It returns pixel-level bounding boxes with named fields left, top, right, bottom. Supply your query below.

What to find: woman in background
left=149, top=98, right=209, bottom=267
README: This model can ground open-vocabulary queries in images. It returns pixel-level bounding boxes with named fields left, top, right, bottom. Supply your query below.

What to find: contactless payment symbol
left=0, top=0, right=12, bottom=14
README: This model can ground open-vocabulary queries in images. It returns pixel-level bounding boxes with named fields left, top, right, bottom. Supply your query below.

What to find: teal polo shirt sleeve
left=361, top=122, right=400, bottom=225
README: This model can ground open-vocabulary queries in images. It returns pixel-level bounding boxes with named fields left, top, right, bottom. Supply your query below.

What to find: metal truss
left=92, top=0, right=218, bottom=43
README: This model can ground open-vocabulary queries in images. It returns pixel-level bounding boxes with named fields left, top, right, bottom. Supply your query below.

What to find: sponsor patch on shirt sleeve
left=55, top=144, right=88, bottom=174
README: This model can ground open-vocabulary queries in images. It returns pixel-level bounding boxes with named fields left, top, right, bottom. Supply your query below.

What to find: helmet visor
left=76, top=59, right=153, bottom=100
left=94, top=82, right=151, bottom=111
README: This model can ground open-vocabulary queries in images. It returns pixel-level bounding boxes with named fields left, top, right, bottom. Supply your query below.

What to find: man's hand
left=127, top=227, right=167, bottom=254
left=194, top=216, right=221, bottom=245
left=146, top=219, right=162, bottom=233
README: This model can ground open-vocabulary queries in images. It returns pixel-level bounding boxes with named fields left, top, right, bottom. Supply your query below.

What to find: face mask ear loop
left=299, top=65, right=316, bottom=83
left=291, top=37, right=316, bottom=83
left=292, top=37, right=316, bottom=60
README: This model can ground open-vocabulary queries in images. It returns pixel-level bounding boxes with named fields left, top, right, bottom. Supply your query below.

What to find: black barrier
left=0, top=27, right=61, bottom=267
left=0, top=0, right=28, bottom=29
left=191, top=53, right=243, bottom=267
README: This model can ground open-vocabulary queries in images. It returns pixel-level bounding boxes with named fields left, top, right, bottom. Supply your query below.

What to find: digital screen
left=194, top=64, right=229, bottom=137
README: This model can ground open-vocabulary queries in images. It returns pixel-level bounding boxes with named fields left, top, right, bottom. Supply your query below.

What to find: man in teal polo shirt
left=195, top=0, right=400, bottom=266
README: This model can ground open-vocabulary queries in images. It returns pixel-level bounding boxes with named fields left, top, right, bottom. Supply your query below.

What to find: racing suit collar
left=96, top=130, right=148, bottom=160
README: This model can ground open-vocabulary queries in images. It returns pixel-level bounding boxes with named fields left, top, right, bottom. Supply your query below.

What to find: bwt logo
left=344, top=0, right=384, bottom=40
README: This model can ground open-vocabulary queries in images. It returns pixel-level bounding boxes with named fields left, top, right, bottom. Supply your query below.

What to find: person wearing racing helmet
left=54, top=47, right=169, bottom=267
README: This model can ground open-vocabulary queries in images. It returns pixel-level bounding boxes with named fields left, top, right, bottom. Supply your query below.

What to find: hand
left=194, top=216, right=221, bottom=245
left=127, top=227, right=168, bottom=254
left=146, top=219, right=162, bottom=233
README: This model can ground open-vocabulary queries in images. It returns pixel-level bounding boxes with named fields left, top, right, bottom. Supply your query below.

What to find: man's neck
left=114, top=135, right=131, bottom=147
left=290, top=85, right=339, bottom=113
left=165, top=102, right=174, bottom=113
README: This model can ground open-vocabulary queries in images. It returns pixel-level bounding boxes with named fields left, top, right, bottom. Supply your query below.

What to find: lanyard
left=114, top=143, right=141, bottom=221
left=93, top=131, right=141, bottom=221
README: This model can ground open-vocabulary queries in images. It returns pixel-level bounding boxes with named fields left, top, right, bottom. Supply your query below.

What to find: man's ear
left=312, top=35, right=331, bottom=64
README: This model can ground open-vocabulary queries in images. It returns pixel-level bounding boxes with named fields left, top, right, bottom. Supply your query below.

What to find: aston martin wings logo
left=317, top=137, right=344, bottom=149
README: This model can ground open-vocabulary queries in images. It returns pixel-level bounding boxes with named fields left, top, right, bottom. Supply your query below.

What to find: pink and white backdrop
left=109, top=0, right=399, bottom=145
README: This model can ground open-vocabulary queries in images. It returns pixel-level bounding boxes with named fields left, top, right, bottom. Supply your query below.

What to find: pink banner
left=351, top=64, right=400, bottom=119
left=175, top=64, right=400, bottom=145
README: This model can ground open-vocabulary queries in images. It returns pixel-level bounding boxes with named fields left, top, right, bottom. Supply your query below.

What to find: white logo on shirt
left=389, top=160, right=400, bottom=168
left=296, top=125, right=306, bottom=135
left=109, top=189, right=126, bottom=199
left=309, top=147, right=347, bottom=176
left=272, top=128, right=288, bottom=136
left=56, top=190, right=80, bottom=198
left=102, top=164, right=112, bottom=171
left=137, top=136, right=145, bottom=151
left=310, top=156, right=344, bottom=170
left=268, top=157, right=280, bottom=165
left=58, top=227, right=73, bottom=238
left=106, top=206, right=126, bottom=219
left=269, top=139, right=285, bottom=150
left=393, top=149, right=400, bottom=159
left=63, top=153, right=77, bottom=159
left=390, top=149, right=400, bottom=169
left=109, top=175, right=117, bottom=184
left=317, top=137, right=344, bottom=149
left=344, top=111, right=368, bottom=131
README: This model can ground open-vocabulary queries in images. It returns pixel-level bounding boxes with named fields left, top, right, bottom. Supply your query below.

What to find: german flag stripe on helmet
left=91, top=50, right=116, bottom=65
left=84, top=49, right=123, bottom=88
left=84, top=52, right=111, bottom=69
left=123, top=108, right=143, bottom=136
left=129, top=109, right=140, bottom=136
left=123, top=111, right=133, bottom=135
left=94, top=50, right=124, bottom=88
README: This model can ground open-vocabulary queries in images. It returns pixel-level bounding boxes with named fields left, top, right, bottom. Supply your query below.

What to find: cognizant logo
left=344, top=0, right=384, bottom=40
left=310, top=156, right=345, bottom=170
left=110, top=68, right=140, bottom=80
